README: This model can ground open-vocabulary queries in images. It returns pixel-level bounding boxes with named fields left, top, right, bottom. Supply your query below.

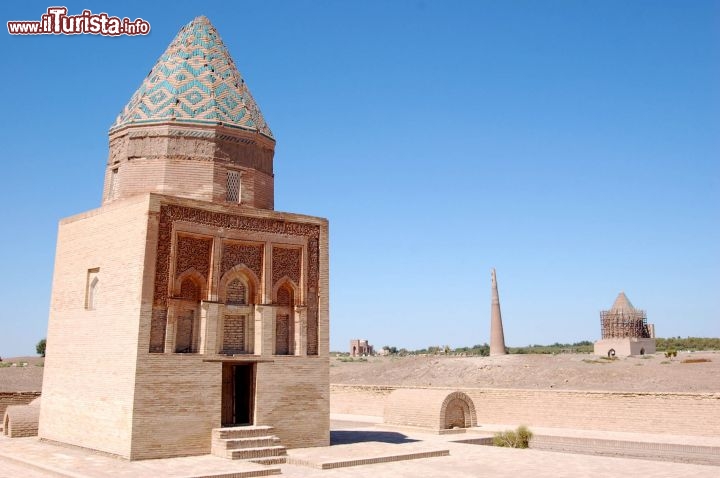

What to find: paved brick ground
left=0, top=419, right=718, bottom=478
left=0, top=436, right=278, bottom=477
left=281, top=444, right=720, bottom=478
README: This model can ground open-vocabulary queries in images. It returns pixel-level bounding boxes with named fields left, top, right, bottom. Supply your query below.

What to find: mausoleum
left=39, top=16, right=329, bottom=460
left=593, top=292, right=655, bottom=357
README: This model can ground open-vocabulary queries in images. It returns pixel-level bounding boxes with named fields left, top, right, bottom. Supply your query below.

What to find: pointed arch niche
left=273, top=277, right=301, bottom=356
left=218, top=265, right=260, bottom=355
left=170, top=268, right=207, bottom=354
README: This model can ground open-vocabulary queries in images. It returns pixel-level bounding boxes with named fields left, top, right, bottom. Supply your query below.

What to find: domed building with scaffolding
left=594, top=292, right=656, bottom=357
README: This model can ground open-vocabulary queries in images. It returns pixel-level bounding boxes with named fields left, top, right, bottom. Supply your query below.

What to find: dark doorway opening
left=222, top=363, right=255, bottom=426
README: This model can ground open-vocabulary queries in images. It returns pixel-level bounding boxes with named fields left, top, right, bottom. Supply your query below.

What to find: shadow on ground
left=331, top=430, right=419, bottom=445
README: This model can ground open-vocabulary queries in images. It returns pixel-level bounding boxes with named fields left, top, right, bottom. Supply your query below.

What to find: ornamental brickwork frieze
left=153, top=204, right=320, bottom=307
left=272, top=247, right=301, bottom=286
left=175, top=235, right=212, bottom=280
left=221, top=243, right=263, bottom=279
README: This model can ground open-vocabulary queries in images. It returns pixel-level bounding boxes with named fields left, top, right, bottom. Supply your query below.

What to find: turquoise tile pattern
left=110, top=16, right=273, bottom=139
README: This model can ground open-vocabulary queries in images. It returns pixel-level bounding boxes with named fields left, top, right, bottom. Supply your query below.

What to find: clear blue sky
left=0, top=1, right=717, bottom=357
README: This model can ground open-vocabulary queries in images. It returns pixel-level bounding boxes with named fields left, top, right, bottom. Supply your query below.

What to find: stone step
left=212, top=426, right=275, bottom=440
left=215, top=436, right=281, bottom=450
left=250, top=457, right=288, bottom=466
left=227, top=445, right=287, bottom=460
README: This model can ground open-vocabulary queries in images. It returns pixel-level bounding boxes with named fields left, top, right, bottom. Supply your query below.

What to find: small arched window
left=85, top=268, right=100, bottom=310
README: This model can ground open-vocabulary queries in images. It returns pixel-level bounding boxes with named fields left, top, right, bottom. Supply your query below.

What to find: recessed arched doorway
left=441, top=391, right=477, bottom=429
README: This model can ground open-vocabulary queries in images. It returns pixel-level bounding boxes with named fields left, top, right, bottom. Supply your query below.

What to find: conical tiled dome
left=110, top=16, right=273, bottom=139
left=610, top=292, right=635, bottom=313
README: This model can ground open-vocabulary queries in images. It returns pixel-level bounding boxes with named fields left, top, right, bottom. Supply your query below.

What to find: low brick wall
left=4, top=401, right=40, bottom=438
left=384, top=389, right=477, bottom=430
left=330, top=385, right=394, bottom=417
left=331, top=385, right=720, bottom=437
left=0, top=392, right=41, bottom=426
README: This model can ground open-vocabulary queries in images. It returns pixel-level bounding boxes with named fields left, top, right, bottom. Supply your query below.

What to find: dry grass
left=493, top=425, right=533, bottom=448
left=681, top=358, right=712, bottom=364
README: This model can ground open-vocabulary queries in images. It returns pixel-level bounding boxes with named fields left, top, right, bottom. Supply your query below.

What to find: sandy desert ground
left=330, top=351, right=720, bottom=392
left=1, top=351, right=719, bottom=393
left=0, top=356, right=43, bottom=393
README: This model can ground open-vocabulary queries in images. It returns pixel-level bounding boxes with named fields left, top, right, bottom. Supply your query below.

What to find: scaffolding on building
left=600, top=308, right=650, bottom=339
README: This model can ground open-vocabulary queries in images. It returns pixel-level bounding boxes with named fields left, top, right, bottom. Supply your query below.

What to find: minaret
left=490, top=268, right=507, bottom=356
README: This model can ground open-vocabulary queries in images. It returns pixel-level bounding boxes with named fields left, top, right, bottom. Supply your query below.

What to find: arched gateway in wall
left=384, top=389, right=477, bottom=431
left=442, top=391, right=477, bottom=429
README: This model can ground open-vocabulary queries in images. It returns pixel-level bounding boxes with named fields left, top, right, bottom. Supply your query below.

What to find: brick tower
left=39, top=17, right=330, bottom=460
left=489, top=268, right=507, bottom=356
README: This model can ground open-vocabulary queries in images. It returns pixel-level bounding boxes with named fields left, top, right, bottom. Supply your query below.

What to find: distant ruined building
left=594, top=292, right=656, bottom=357
left=350, top=339, right=373, bottom=357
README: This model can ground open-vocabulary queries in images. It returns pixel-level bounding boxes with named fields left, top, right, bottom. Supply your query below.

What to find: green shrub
left=336, top=356, right=367, bottom=363
left=36, top=338, right=46, bottom=357
left=493, top=426, right=533, bottom=448
left=656, top=337, right=720, bottom=352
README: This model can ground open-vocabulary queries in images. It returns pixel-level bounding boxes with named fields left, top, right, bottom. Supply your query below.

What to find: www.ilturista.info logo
left=7, top=7, right=150, bottom=36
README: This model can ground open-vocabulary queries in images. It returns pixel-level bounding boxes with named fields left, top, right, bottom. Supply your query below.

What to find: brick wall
left=383, top=388, right=448, bottom=429
left=331, top=385, right=720, bottom=437
left=255, top=356, right=329, bottom=449
left=104, top=125, right=275, bottom=209
left=41, top=193, right=329, bottom=460
left=3, top=402, right=40, bottom=437
left=275, top=314, right=290, bottom=355
left=39, top=195, right=153, bottom=458
left=330, top=385, right=394, bottom=417
left=127, top=355, right=329, bottom=459
left=0, top=392, right=40, bottom=424
left=464, top=388, right=720, bottom=437
left=129, top=354, right=221, bottom=459
left=222, top=315, right=245, bottom=353
left=383, top=389, right=477, bottom=430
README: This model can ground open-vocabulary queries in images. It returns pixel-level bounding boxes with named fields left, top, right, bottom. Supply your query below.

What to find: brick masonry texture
left=0, top=392, right=40, bottom=425
left=222, top=315, right=245, bottom=353
left=3, top=399, right=40, bottom=438
left=41, top=194, right=330, bottom=460
left=40, top=16, right=329, bottom=461
left=39, top=195, right=153, bottom=458
left=103, top=125, right=275, bottom=209
left=384, top=389, right=477, bottom=430
left=331, top=385, right=720, bottom=437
